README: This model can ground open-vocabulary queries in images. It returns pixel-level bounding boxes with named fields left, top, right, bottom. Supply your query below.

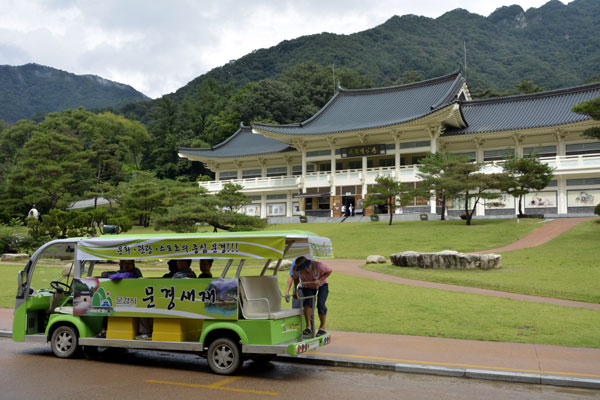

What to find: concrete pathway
left=471, top=217, right=595, bottom=253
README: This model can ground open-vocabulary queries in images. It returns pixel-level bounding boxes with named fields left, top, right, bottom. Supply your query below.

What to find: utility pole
left=332, top=64, right=336, bottom=94
left=463, top=41, right=467, bottom=81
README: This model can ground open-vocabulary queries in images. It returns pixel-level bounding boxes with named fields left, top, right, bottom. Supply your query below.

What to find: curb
left=276, top=355, right=600, bottom=390
left=0, top=330, right=12, bottom=338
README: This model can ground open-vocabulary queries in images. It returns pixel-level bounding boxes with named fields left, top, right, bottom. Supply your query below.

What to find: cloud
left=0, top=0, right=572, bottom=98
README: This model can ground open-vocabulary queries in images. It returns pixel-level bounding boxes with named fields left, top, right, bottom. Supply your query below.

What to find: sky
left=0, top=0, right=573, bottom=99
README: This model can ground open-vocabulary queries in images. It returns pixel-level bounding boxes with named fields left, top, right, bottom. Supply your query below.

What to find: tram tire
left=50, top=325, right=80, bottom=359
left=207, top=337, right=242, bottom=375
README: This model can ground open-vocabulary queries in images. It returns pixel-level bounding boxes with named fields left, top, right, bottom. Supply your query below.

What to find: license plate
left=308, top=340, right=319, bottom=350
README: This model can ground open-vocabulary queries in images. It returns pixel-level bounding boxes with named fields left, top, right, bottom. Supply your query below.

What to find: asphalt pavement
left=1, top=308, right=598, bottom=389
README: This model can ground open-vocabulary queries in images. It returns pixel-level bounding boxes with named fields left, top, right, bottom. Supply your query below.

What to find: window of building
left=385, top=143, right=395, bottom=150
left=379, top=158, right=395, bottom=167
left=348, top=161, right=361, bottom=169
left=336, top=162, right=343, bottom=170
left=242, top=169, right=262, bottom=179
left=400, top=140, right=430, bottom=149
left=266, top=203, right=286, bottom=216
left=246, top=195, right=261, bottom=201
left=245, top=204, right=260, bottom=217
left=292, top=165, right=315, bottom=175
left=219, top=171, right=237, bottom=180
left=266, top=194, right=287, bottom=200
left=567, top=178, right=600, bottom=186
left=266, top=167, right=287, bottom=177
left=523, top=145, right=557, bottom=157
left=306, top=149, right=331, bottom=157
left=319, top=163, right=331, bottom=172
left=566, top=142, right=600, bottom=155
left=484, top=148, right=514, bottom=161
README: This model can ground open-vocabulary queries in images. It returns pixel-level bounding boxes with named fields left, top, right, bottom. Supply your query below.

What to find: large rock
left=267, top=259, right=292, bottom=271
left=390, top=250, right=501, bottom=270
left=366, top=255, right=387, bottom=264
left=1, top=253, right=29, bottom=261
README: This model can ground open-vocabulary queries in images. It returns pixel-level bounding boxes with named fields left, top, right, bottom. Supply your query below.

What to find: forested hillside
left=174, top=0, right=600, bottom=100
left=0, top=64, right=149, bottom=123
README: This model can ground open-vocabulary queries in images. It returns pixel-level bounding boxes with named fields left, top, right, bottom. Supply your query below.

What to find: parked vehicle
left=13, top=231, right=333, bottom=375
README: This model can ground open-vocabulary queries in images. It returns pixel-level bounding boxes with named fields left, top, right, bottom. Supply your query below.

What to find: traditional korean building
left=179, top=72, right=600, bottom=219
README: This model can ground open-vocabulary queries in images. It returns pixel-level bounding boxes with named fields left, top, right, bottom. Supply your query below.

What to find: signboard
left=340, top=144, right=386, bottom=158
left=77, top=236, right=286, bottom=260
left=73, top=278, right=238, bottom=320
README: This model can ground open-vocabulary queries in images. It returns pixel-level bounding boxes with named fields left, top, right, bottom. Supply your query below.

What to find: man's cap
left=292, top=257, right=311, bottom=271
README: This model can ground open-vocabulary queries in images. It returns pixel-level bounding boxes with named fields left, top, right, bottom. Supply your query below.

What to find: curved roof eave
left=254, top=102, right=463, bottom=138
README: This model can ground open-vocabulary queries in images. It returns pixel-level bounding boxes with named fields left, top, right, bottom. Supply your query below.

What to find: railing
left=198, top=153, right=600, bottom=192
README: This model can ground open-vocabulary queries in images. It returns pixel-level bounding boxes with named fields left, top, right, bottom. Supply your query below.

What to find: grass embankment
left=364, top=219, right=600, bottom=303
left=266, top=219, right=541, bottom=258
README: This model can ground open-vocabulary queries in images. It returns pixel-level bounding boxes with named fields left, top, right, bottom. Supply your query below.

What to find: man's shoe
left=316, top=329, right=327, bottom=337
left=135, top=333, right=152, bottom=340
left=302, top=328, right=312, bottom=336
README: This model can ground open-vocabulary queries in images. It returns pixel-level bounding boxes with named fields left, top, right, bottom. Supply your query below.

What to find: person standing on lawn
left=287, top=256, right=332, bottom=337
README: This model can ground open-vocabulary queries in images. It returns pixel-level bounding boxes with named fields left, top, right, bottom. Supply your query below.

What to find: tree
left=460, top=172, right=508, bottom=226
left=571, top=95, right=600, bottom=140
left=153, top=181, right=265, bottom=232
left=416, top=152, right=475, bottom=220
left=111, top=172, right=167, bottom=227
left=501, top=153, right=554, bottom=216
left=4, top=130, right=93, bottom=215
left=363, top=175, right=412, bottom=225
left=396, top=70, right=425, bottom=85
left=515, top=80, right=543, bottom=94
left=216, top=183, right=251, bottom=212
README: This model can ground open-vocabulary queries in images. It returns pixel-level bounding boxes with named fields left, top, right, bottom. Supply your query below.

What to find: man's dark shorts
left=302, top=283, right=328, bottom=315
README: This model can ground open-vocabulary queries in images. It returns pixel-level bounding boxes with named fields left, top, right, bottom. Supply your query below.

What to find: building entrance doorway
left=342, top=196, right=355, bottom=216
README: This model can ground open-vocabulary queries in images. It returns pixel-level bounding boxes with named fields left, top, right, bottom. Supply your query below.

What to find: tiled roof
left=179, top=124, right=293, bottom=159
left=445, top=83, right=600, bottom=136
left=254, top=72, right=466, bottom=135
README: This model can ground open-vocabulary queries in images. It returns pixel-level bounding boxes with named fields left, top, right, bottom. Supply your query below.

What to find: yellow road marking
left=309, top=352, right=600, bottom=379
left=147, top=378, right=278, bottom=396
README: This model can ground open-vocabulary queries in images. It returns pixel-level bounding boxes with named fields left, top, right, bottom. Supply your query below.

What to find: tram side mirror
left=18, top=270, right=26, bottom=287
left=103, top=225, right=120, bottom=234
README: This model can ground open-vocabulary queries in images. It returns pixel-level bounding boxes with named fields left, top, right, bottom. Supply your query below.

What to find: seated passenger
left=198, top=259, right=213, bottom=278
left=162, top=259, right=177, bottom=278
left=173, top=259, right=196, bottom=278
left=101, top=260, right=142, bottom=279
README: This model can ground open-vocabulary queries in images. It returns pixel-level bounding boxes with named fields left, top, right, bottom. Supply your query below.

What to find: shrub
left=595, top=203, right=600, bottom=216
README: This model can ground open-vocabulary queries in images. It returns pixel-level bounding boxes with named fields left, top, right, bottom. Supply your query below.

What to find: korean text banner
left=77, top=236, right=286, bottom=260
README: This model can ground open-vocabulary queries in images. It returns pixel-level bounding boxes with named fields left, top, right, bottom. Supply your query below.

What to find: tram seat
left=239, top=276, right=301, bottom=320
left=53, top=306, right=73, bottom=314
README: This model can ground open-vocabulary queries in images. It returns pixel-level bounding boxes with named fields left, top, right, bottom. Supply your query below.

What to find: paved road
left=1, top=339, right=598, bottom=400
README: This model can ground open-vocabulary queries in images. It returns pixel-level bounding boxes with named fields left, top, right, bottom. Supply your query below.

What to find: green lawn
left=266, top=219, right=541, bottom=259
left=325, top=274, right=600, bottom=348
left=363, top=219, right=600, bottom=303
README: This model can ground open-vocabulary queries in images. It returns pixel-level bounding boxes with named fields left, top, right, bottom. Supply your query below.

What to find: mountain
left=0, top=63, right=149, bottom=123
left=172, top=0, right=600, bottom=101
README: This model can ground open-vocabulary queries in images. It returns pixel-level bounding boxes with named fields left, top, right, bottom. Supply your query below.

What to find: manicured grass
left=266, top=219, right=541, bottom=259
left=363, top=219, right=600, bottom=303
left=324, top=273, right=600, bottom=348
